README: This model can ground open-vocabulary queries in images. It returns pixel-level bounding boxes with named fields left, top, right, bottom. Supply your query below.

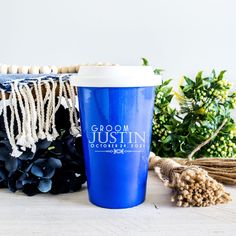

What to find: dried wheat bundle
left=149, top=119, right=234, bottom=207
left=151, top=157, right=231, bottom=207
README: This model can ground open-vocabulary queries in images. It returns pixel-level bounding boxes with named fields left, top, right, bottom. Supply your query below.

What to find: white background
left=0, top=0, right=236, bottom=94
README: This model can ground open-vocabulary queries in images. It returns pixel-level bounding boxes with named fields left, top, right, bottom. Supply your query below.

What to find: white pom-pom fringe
left=70, top=125, right=81, bottom=137
left=11, top=147, right=23, bottom=158
left=16, top=134, right=28, bottom=147
left=31, top=144, right=37, bottom=154
left=1, top=76, right=80, bottom=157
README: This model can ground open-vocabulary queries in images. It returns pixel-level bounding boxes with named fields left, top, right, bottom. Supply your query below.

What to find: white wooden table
left=0, top=171, right=235, bottom=236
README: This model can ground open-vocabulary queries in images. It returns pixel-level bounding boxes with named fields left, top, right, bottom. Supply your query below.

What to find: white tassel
left=37, top=78, right=46, bottom=139
left=8, top=93, right=16, bottom=144
left=55, top=76, right=64, bottom=112
left=49, top=78, right=59, bottom=139
left=11, top=147, right=23, bottom=158
left=33, top=81, right=44, bottom=140
left=52, top=76, right=64, bottom=138
left=69, top=82, right=79, bottom=127
left=31, top=143, right=37, bottom=153
left=43, top=80, right=51, bottom=105
left=0, top=89, right=22, bottom=157
left=44, top=80, right=54, bottom=141
left=14, top=81, right=27, bottom=147
left=19, top=85, right=35, bottom=148
left=70, top=124, right=81, bottom=137
left=10, top=83, right=21, bottom=136
left=62, top=81, right=78, bottom=137
left=20, top=146, right=26, bottom=151
left=16, top=135, right=28, bottom=148
left=24, top=84, right=38, bottom=142
left=68, top=82, right=81, bottom=137
left=9, top=92, right=23, bottom=157
left=65, top=81, right=81, bottom=137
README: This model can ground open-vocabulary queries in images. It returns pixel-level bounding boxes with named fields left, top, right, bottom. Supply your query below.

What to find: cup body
left=78, top=86, right=155, bottom=208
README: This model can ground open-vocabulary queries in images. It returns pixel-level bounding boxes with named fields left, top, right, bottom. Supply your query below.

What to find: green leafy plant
left=142, top=58, right=179, bottom=156
left=175, top=70, right=236, bottom=158
left=151, top=79, right=180, bottom=156
left=142, top=59, right=236, bottom=158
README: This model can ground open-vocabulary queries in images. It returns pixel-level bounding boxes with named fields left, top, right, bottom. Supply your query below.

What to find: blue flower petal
left=0, top=153, right=8, bottom=161
left=48, top=158, right=62, bottom=169
left=0, top=144, right=10, bottom=161
left=18, top=149, right=35, bottom=160
left=31, top=165, right=43, bottom=177
left=43, top=167, right=55, bottom=179
left=38, top=179, right=52, bottom=193
left=0, top=140, right=12, bottom=150
left=37, top=139, right=52, bottom=150
left=25, top=163, right=33, bottom=173
left=34, top=159, right=45, bottom=165
left=5, top=157, right=18, bottom=172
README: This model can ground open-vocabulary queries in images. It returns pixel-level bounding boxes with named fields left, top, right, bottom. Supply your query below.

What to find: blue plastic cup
left=71, top=66, right=159, bottom=209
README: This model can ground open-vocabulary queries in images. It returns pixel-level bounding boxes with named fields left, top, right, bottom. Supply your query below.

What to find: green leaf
left=223, top=123, right=235, bottom=132
left=182, top=85, right=193, bottom=93
left=211, top=69, right=216, bottom=78
left=141, top=58, right=149, bottom=66
left=162, top=86, right=172, bottom=95
left=164, top=125, right=174, bottom=130
left=184, top=76, right=195, bottom=85
left=154, top=68, right=164, bottom=75
left=162, top=135, right=172, bottom=144
left=196, top=71, right=203, bottom=79
left=162, top=79, right=172, bottom=86
left=201, top=120, right=213, bottom=129
left=166, top=94, right=174, bottom=102
left=188, top=125, right=196, bottom=133
left=159, top=115, right=165, bottom=122
left=152, top=140, right=157, bottom=147
left=196, top=71, right=203, bottom=87
left=154, top=107, right=159, bottom=114
left=184, top=76, right=195, bottom=86
left=217, top=70, right=227, bottom=80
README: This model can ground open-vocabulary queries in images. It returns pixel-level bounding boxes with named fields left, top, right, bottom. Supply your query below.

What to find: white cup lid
left=70, top=66, right=161, bottom=87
